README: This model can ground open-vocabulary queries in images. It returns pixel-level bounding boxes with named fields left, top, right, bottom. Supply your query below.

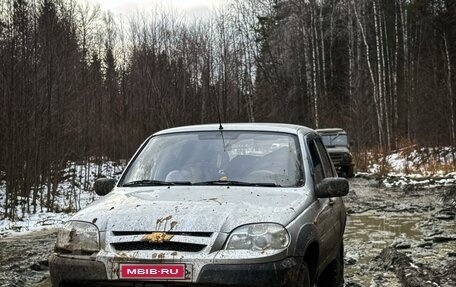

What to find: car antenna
left=216, top=93, right=226, bottom=152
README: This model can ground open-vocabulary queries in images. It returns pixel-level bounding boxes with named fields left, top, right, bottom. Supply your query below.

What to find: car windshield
left=321, top=134, right=348, bottom=147
left=121, top=131, right=304, bottom=187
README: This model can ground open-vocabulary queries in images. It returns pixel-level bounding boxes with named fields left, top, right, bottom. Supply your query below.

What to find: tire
left=316, top=244, right=344, bottom=287
left=345, top=166, right=354, bottom=178
left=291, top=261, right=311, bottom=287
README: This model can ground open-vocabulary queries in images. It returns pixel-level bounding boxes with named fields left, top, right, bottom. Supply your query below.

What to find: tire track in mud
left=0, top=229, right=56, bottom=287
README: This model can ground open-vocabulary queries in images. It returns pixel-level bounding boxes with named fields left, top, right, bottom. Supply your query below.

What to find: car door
left=307, top=137, right=340, bottom=266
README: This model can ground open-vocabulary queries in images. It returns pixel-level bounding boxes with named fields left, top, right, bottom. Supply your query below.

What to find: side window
left=308, top=140, right=324, bottom=185
left=315, top=139, right=335, bottom=177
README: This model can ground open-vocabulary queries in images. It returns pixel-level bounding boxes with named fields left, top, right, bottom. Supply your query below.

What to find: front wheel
left=316, top=244, right=344, bottom=287
left=291, top=261, right=311, bottom=287
left=345, top=166, right=354, bottom=178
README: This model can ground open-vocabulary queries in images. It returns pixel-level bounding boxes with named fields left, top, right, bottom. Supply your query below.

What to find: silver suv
left=50, top=123, right=348, bottom=287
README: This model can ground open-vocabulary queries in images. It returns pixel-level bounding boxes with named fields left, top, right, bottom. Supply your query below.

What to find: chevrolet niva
left=50, top=123, right=349, bottom=287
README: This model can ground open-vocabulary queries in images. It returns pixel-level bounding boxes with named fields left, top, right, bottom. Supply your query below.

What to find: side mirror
left=94, top=178, right=116, bottom=196
left=315, top=177, right=349, bottom=198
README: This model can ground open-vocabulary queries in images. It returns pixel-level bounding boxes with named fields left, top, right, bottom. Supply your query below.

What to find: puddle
left=346, top=212, right=424, bottom=243
left=344, top=210, right=456, bottom=286
left=344, top=212, right=426, bottom=286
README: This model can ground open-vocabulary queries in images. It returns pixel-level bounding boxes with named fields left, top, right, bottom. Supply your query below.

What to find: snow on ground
left=0, top=160, right=125, bottom=237
left=366, top=147, right=456, bottom=187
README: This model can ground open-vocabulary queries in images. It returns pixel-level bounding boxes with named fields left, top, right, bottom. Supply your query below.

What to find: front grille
left=112, top=231, right=213, bottom=237
left=330, top=153, right=343, bottom=161
left=111, top=241, right=206, bottom=252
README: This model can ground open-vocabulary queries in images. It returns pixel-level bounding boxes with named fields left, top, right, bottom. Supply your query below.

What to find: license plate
left=119, top=264, right=186, bottom=280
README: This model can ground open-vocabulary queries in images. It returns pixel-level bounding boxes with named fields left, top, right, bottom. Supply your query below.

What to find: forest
left=0, top=0, right=455, bottom=219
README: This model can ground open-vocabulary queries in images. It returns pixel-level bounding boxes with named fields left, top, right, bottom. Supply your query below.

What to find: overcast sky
left=85, top=0, right=225, bottom=18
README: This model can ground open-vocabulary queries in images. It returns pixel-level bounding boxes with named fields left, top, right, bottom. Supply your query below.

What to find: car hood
left=71, top=186, right=312, bottom=233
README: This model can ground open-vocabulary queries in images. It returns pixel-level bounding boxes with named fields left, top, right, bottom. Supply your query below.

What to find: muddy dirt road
left=0, top=177, right=455, bottom=287
left=0, top=229, right=56, bottom=287
left=344, top=176, right=456, bottom=287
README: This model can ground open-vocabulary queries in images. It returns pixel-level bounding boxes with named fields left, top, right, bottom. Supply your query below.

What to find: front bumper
left=198, top=257, right=301, bottom=286
left=331, top=159, right=353, bottom=166
left=49, top=255, right=108, bottom=286
left=49, top=254, right=302, bottom=287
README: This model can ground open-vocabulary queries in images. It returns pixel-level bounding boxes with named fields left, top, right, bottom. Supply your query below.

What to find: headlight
left=55, top=221, right=100, bottom=254
left=225, top=223, right=290, bottom=251
left=343, top=153, right=352, bottom=160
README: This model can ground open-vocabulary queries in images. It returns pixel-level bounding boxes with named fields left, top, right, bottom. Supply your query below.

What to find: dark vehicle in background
left=316, top=128, right=354, bottom=178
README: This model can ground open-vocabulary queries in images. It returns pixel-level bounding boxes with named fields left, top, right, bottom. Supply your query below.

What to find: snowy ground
left=365, top=146, right=456, bottom=188
left=0, top=160, right=125, bottom=237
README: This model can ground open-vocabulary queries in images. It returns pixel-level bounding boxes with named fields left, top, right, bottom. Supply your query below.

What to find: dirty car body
left=50, top=123, right=348, bottom=287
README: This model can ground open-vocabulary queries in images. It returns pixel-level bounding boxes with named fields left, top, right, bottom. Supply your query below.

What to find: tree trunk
left=444, top=32, right=455, bottom=144
left=353, top=0, right=383, bottom=147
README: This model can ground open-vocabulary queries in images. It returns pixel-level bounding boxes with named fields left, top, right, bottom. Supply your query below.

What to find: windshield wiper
left=330, top=133, right=344, bottom=145
left=122, top=180, right=192, bottom=187
left=194, top=180, right=281, bottom=187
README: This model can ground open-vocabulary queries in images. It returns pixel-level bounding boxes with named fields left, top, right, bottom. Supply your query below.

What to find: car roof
left=315, top=128, right=346, bottom=134
left=153, top=123, right=315, bottom=136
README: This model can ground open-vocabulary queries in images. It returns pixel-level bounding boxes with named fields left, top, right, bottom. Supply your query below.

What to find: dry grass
left=353, top=144, right=456, bottom=175
left=353, top=147, right=393, bottom=174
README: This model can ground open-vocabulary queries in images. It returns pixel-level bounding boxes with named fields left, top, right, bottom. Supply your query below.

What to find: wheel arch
left=294, top=224, right=321, bottom=284
left=304, top=241, right=320, bottom=284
